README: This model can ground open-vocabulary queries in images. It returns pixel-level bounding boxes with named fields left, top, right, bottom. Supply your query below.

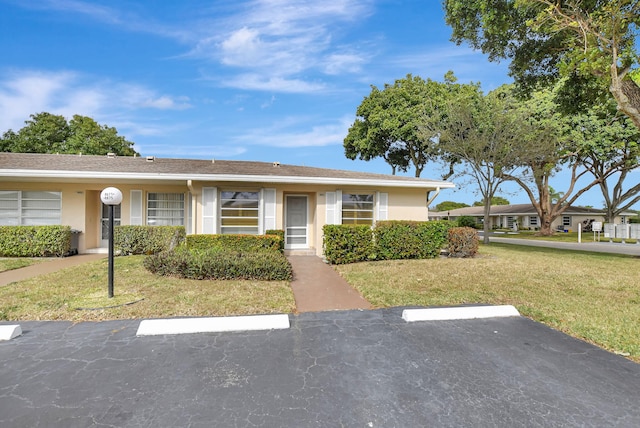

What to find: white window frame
left=341, top=193, right=374, bottom=225
left=220, top=190, right=260, bottom=235
left=146, top=192, right=185, bottom=226
left=562, top=216, right=571, bottom=226
left=0, top=190, right=62, bottom=226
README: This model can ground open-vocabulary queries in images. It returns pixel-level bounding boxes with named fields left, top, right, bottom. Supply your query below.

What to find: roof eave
left=0, top=170, right=455, bottom=189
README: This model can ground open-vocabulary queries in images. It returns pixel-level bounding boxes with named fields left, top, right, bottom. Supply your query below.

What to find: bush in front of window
left=265, top=229, right=285, bottom=252
left=374, top=220, right=455, bottom=260
left=446, top=227, right=479, bottom=258
left=456, top=216, right=477, bottom=228
left=143, top=247, right=292, bottom=281
left=186, top=234, right=283, bottom=253
left=115, top=226, right=185, bottom=255
left=0, top=225, right=71, bottom=257
left=322, top=221, right=455, bottom=264
left=322, top=224, right=375, bottom=264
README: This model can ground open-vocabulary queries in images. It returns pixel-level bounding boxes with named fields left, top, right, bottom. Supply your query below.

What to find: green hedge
left=0, top=225, right=71, bottom=257
left=323, top=220, right=455, bottom=264
left=114, top=226, right=185, bottom=255
left=456, top=216, right=478, bottom=228
left=323, top=224, right=375, bottom=264
left=375, top=220, right=454, bottom=260
left=144, top=247, right=292, bottom=281
left=186, top=234, right=283, bottom=253
left=265, top=229, right=285, bottom=252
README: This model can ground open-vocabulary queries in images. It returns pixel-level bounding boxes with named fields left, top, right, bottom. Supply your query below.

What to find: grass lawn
left=0, top=256, right=296, bottom=322
left=0, top=257, right=48, bottom=273
left=335, top=243, right=640, bottom=362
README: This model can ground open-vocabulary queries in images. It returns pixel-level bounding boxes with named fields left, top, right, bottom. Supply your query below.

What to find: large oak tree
left=344, top=73, right=476, bottom=177
left=443, top=0, right=640, bottom=128
left=1, top=112, right=138, bottom=156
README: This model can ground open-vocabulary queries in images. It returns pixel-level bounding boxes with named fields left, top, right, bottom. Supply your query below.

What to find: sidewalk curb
left=402, top=305, right=520, bottom=322
left=136, top=314, right=290, bottom=336
left=0, top=324, right=22, bottom=341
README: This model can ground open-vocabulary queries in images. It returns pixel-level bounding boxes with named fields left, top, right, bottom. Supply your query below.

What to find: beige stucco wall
left=2, top=180, right=435, bottom=255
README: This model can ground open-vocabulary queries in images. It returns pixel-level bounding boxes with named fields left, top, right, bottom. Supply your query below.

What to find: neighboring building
left=0, top=152, right=454, bottom=255
left=430, top=203, right=636, bottom=232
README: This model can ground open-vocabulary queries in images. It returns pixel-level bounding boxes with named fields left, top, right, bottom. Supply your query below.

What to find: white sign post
left=100, top=187, right=123, bottom=298
left=591, top=221, right=602, bottom=242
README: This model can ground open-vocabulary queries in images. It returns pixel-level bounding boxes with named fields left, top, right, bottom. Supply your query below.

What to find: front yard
left=1, top=243, right=639, bottom=362
left=0, top=256, right=295, bottom=322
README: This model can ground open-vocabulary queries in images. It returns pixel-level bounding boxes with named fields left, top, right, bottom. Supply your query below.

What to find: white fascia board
left=0, top=169, right=456, bottom=189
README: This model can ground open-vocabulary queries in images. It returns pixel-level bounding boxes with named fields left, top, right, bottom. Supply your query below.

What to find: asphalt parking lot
left=2, top=308, right=639, bottom=427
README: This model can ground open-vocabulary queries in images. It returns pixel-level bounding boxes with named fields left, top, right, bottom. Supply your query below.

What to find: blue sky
left=0, top=0, right=625, bottom=208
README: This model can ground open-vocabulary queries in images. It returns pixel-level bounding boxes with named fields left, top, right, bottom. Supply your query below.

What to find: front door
left=100, top=203, right=121, bottom=247
left=285, top=195, right=308, bottom=249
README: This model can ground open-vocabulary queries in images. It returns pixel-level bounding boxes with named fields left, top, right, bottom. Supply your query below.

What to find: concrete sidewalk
left=488, top=235, right=640, bottom=255
left=0, top=254, right=106, bottom=287
left=286, top=255, right=372, bottom=312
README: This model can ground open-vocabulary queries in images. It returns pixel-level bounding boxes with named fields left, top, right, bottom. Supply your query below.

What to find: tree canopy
left=443, top=0, right=640, bottom=128
left=434, top=200, right=470, bottom=211
left=438, top=83, right=524, bottom=241
left=0, top=112, right=138, bottom=156
left=344, top=72, right=477, bottom=177
left=473, top=196, right=510, bottom=206
left=568, top=99, right=640, bottom=221
left=499, top=84, right=604, bottom=234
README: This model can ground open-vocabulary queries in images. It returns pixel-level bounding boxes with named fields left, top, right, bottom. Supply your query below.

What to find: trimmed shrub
left=115, top=226, right=185, bottom=255
left=0, top=225, right=71, bottom=257
left=265, top=229, right=285, bottom=252
left=323, top=224, right=374, bottom=264
left=143, top=247, right=292, bottom=281
left=457, top=216, right=477, bottom=228
left=447, top=227, right=479, bottom=258
left=186, top=234, right=282, bottom=253
left=375, top=220, right=454, bottom=260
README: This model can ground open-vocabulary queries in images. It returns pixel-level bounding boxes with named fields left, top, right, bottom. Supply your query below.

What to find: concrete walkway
left=286, top=255, right=372, bottom=312
left=0, top=254, right=106, bottom=287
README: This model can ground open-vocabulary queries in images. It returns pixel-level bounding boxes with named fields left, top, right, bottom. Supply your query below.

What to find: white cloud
left=234, top=115, right=352, bottom=147
left=0, top=69, right=191, bottom=133
left=323, top=53, right=367, bottom=75
left=0, top=71, right=78, bottom=131
left=388, top=47, right=512, bottom=88
left=222, top=74, right=326, bottom=93
left=191, top=0, right=374, bottom=91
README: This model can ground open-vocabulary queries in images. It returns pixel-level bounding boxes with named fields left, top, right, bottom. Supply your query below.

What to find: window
left=220, top=191, right=259, bottom=234
left=0, top=190, right=61, bottom=226
left=342, top=193, right=374, bottom=225
left=147, top=193, right=184, bottom=226
left=562, top=216, right=571, bottom=226
left=529, top=216, right=538, bottom=227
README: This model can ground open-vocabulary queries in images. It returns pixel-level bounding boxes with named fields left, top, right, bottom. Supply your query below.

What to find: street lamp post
left=100, top=187, right=123, bottom=298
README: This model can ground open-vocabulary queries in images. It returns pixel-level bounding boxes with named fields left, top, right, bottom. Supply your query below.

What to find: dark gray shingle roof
left=1, top=152, right=453, bottom=187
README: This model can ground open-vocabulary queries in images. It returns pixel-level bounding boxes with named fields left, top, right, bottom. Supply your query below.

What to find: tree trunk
left=482, top=200, right=491, bottom=244
left=609, top=67, right=640, bottom=130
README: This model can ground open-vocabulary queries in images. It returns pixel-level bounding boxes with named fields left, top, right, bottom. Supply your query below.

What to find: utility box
left=66, top=229, right=82, bottom=256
